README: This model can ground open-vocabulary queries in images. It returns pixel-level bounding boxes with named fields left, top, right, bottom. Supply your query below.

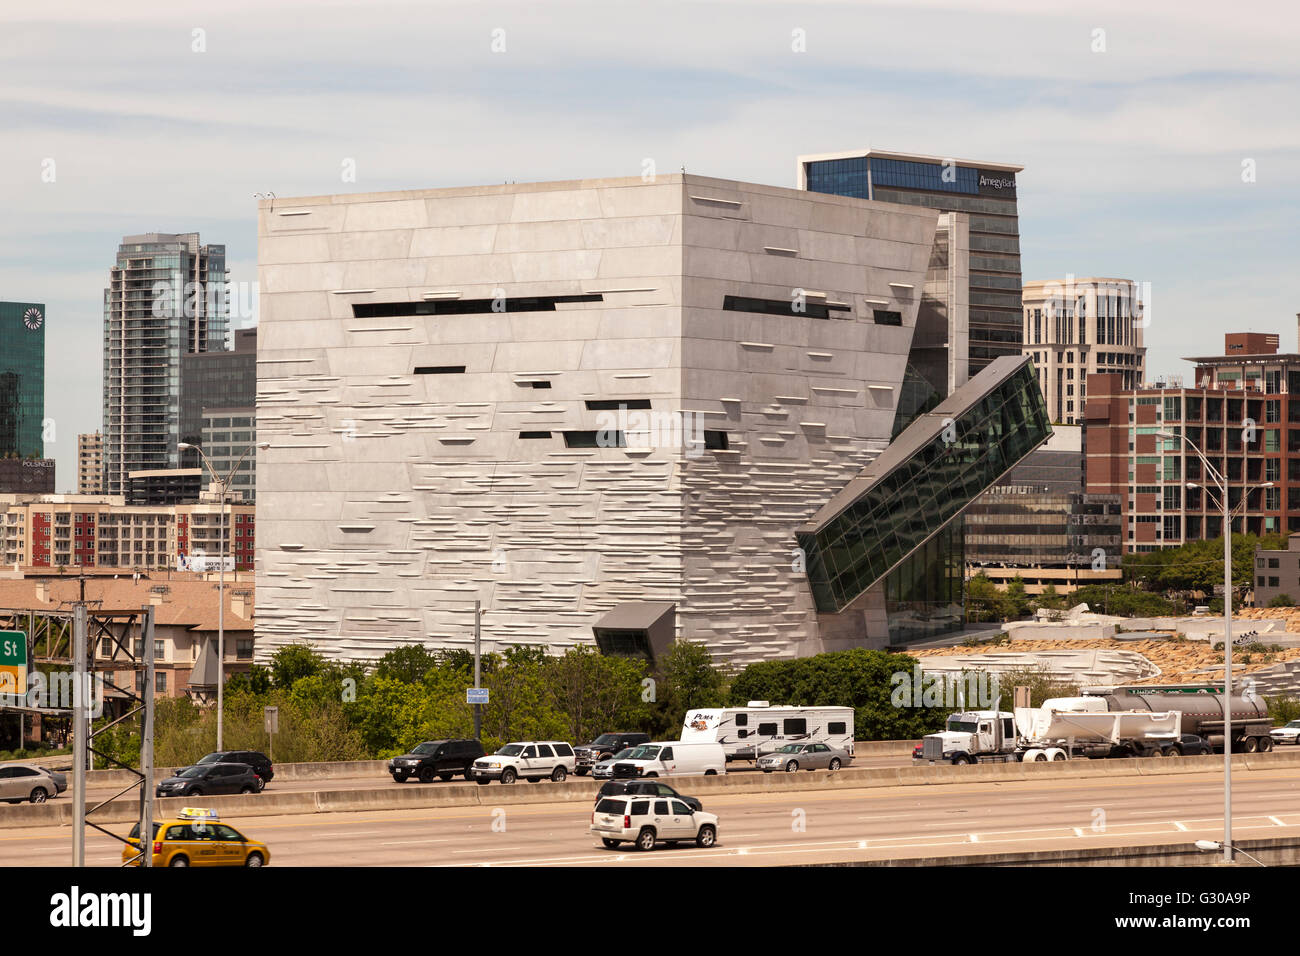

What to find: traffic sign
left=466, top=688, right=489, bottom=705
left=0, top=631, right=27, bottom=696
left=264, top=706, right=279, bottom=735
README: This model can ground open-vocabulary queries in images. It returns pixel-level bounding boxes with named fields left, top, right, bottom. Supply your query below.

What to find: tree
left=270, top=644, right=326, bottom=689
left=1034, top=584, right=1066, bottom=614
left=546, top=646, right=650, bottom=743
left=1003, top=577, right=1031, bottom=618
left=375, top=644, right=440, bottom=683
left=226, top=664, right=272, bottom=695
left=966, top=573, right=1004, bottom=622
left=1268, top=594, right=1295, bottom=608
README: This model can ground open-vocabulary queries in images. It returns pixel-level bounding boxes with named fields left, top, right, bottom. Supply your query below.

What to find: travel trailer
left=679, top=702, right=854, bottom=761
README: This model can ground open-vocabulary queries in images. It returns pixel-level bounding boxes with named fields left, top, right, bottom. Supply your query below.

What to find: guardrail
left=4, top=748, right=1299, bottom=829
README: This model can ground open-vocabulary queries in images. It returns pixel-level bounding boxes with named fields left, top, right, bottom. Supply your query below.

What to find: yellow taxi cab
left=122, top=807, right=271, bottom=868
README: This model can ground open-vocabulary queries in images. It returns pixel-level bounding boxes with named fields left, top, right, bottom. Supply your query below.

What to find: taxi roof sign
left=177, top=807, right=220, bottom=821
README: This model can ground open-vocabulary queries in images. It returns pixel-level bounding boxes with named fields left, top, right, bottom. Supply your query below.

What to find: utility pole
left=72, top=603, right=87, bottom=867
left=473, top=599, right=482, bottom=741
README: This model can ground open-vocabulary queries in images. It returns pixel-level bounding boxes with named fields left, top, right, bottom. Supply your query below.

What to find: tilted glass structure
left=797, top=356, right=1050, bottom=616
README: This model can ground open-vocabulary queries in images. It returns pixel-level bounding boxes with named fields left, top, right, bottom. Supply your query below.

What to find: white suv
left=472, top=741, right=575, bottom=784
left=591, top=793, right=719, bottom=851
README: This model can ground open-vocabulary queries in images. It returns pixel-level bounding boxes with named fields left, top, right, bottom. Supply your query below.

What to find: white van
left=608, top=741, right=726, bottom=779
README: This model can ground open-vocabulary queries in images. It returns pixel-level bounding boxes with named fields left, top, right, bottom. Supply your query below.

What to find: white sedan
left=1270, top=720, right=1300, bottom=745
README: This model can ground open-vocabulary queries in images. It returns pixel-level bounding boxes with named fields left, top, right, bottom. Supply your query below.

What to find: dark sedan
left=595, top=778, right=703, bottom=812
left=1166, top=734, right=1214, bottom=756
left=156, top=762, right=261, bottom=798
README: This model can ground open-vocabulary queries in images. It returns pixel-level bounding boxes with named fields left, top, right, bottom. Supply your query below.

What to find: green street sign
left=0, top=631, right=27, bottom=696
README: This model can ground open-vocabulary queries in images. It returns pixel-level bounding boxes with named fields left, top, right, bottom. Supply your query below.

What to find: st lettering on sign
left=0, top=631, right=28, bottom=696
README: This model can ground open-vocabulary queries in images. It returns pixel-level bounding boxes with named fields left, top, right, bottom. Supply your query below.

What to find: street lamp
left=179, top=439, right=269, bottom=750
left=1159, top=428, right=1272, bottom=865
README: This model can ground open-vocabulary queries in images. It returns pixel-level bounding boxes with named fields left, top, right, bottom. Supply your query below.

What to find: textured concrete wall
left=255, top=175, right=937, bottom=664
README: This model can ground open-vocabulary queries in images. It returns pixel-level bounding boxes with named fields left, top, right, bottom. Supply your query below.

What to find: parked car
left=608, top=741, right=725, bottom=778
left=156, top=762, right=261, bottom=798
left=591, top=793, right=718, bottom=851
left=592, top=747, right=640, bottom=780
left=1165, top=733, right=1214, bottom=756
left=1271, top=720, right=1300, bottom=745
left=595, top=778, right=702, bottom=812
left=190, top=751, right=274, bottom=789
left=388, top=739, right=485, bottom=783
left=757, top=742, right=851, bottom=773
left=573, top=733, right=651, bottom=775
left=0, top=764, right=62, bottom=804
left=472, top=741, right=576, bottom=784
left=123, top=808, right=270, bottom=868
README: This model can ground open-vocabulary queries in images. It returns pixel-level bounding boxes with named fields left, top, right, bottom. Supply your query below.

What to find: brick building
left=1086, top=331, right=1300, bottom=553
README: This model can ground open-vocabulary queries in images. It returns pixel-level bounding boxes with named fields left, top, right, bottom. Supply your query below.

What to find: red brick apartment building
left=1086, top=331, right=1300, bottom=553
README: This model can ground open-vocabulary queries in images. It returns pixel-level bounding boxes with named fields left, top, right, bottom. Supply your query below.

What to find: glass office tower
left=102, top=233, right=228, bottom=496
left=0, top=301, right=46, bottom=459
left=799, top=149, right=1025, bottom=382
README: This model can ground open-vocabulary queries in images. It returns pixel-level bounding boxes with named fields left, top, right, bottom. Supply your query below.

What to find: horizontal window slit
left=414, top=366, right=466, bottom=374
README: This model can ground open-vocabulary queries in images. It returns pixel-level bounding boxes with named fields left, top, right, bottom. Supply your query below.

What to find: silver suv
left=472, top=741, right=576, bottom=784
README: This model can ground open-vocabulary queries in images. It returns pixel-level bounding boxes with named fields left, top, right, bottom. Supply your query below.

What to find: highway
left=9, top=767, right=1299, bottom=867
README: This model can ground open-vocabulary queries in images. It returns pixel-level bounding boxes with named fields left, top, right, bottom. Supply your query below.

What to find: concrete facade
left=255, top=174, right=947, bottom=665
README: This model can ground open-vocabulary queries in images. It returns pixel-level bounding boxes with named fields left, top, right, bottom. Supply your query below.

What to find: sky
left=2, top=0, right=1298, bottom=489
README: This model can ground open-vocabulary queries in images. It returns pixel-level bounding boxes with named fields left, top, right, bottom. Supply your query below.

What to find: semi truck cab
left=921, top=711, right=1017, bottom=763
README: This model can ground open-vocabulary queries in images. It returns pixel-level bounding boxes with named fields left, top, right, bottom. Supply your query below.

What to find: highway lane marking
left=380, top=839, right=452, bottom=846
left=1173, top=822, right=1188, bottom=831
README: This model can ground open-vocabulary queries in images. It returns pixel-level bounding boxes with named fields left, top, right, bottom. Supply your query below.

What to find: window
left=758, top=722, right=778, bottom=736
left=517, top=380, right=551, bottom=389
left=703, top=430, right=729, bottom=450
left=354, top=293, right=602, bottom=318
left=783, top=718, right=808, bottom=736
left=659, top=747, right=674, bottom=760
left=563, top=430, right=626, bottom=448
left=671, top=800, right=693, bottom=815
left=519, top=431, right=552, bottom=439
left=100, top=637, right=113, bottom=657
left=630, top=800, right=650, bottom=815
left=872, top=309, right=903, bottom=326
left=536, top=744, right=554, bottom=758
left=414, top=366, right=466, bottom=374
left=828, top=722, right=846, bottom=735
left=654, top=800, right=671, bottom=814
left=585, top=399, right=652, bottom=411
left=1270, top=577, right=1280, bottom=588
left=735, top=713, right=748, bottom=726
left=155, top=672, right=167, bottom=693
left=723, top=294, right=845, bottom=320
left=1269, top=558, right=1280, bottom=569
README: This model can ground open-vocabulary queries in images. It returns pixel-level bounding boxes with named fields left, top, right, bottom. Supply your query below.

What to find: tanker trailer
left=1084, top=685, right=1274, bottom=753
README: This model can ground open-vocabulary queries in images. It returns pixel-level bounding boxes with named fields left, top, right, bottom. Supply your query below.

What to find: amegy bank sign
left=177, top=554, right=234, bottom=572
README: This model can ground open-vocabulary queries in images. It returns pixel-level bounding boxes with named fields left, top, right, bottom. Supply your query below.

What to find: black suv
left=596, top=778, right=702, bottom=812
left=156, top=762, right=262, bottom=798
left=574, top=733, right=651, bottom=775
left=389, top=739, right=486, bottom=783
left=193, top=751, right=274, bottom=790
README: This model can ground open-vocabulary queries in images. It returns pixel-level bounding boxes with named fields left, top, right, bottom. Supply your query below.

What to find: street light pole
left=179, top=440, right=267, bottom=750
left=1160, top=430, right=1273, bottom=866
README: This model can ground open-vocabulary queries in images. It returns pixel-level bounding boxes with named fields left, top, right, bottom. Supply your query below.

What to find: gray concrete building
left=255, top=174, right=1048, bottom=665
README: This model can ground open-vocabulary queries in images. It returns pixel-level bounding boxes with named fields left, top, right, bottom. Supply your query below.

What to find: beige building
left=1022, top=276, right=1147, bottom=424
left=77, top=432, right=103, bottom=495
